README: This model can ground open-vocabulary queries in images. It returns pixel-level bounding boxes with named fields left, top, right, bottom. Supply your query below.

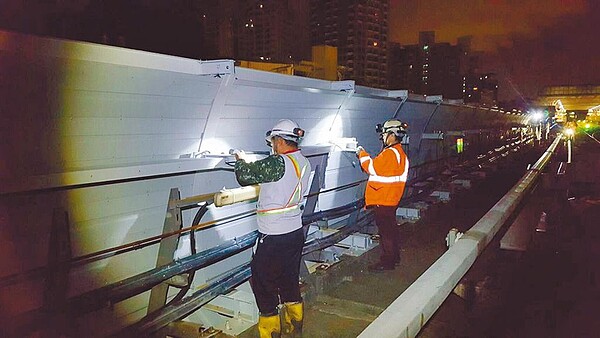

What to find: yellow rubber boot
left=281, top=302, right=303, bottom=337
left=258, top=314, right=281, bottom=338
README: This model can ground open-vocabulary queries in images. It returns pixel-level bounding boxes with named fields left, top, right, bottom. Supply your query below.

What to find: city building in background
left=310, top=0, right=389, bottom=88
left=388, top=42, right=417, bottom=91
left=236, top=0, right=308, bottom=63
left=2, top=1, right=512, bottom=101
left=236, top=45, right=339, bottom=81
left=200, top=0, right=310, bottom=63
left=389, top=31, right=461, bottom=98
left=389, top=31, right=496, bottom=104
left=199, top=0, right=238, bottom=60
left=464, top=73, right=499, bottom=106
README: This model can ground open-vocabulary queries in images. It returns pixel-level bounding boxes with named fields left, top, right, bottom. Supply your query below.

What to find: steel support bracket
left=197, top=59, right=234, bottom=75
left=148, top=188, right=182, bottom=315
left=330, top=80, right=355, bottom=91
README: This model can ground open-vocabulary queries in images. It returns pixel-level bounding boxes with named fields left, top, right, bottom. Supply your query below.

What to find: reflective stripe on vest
left=256, top=154, right=307, bottom=215
left=256, top=203, right=301, bottom=215
left=365, top=146, right=409, bottom=183
left=359, top=154, right=377, bottom=175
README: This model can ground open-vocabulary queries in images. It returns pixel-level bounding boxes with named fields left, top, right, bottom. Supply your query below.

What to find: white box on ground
left=188, top=282, right=258, bottom=336
left=397, top=206, right=421, bottom=220
left=452, top=179, right=472, bottom=189
left=337, top=232, right=373, bottom=250
left=430, top=190, right=451, bottom=202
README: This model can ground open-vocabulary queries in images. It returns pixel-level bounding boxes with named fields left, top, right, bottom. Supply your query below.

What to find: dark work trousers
left=374, top=205, right=400, bottom=267
left=250, top=227, right=304, bottom=315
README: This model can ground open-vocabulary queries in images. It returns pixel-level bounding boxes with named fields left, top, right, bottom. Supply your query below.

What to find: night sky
left=390, top=0, right=600, bottom=101
left=1, top=0, right=599, bottom=102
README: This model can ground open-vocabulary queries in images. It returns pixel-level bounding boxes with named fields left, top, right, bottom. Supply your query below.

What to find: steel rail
left=67, top=231, right=259, bottom=314
left=303, top=211, right=374, bottom=254
left=358, top=134, right=562, bottom=338
left=0, top=181, right=365, bottom=289
left=117, top=263, right=253, bottom=337
left=11, top=201, right=367, bottom=337
left=73, top=180, right=364, bottom=264
left=0, top=210, right=256, bottom=288
left=303, top=199, right=365, bottom=225
left=0, top=134, right=528, bottom=289
left=123, top=207, right=376, bottom=336
left=65, top=200, right=366, bottom=315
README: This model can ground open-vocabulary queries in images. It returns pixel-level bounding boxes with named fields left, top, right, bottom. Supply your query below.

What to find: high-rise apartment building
left=237, top=1, right=292, bottom=62
left=388, top=42, right=417, bottom=90
left=310, top=0, right=389, bottom=88
left=419, top=31, right=435, bottom=47
left=200, top=0, right=309, bottom=63
left=389, top=31, right=488, bottom=101
left=415, top=31, right=462, bottom=98
left=464, top=73, right=499, bottom=106
left=199, top=0, right=238, bottom=60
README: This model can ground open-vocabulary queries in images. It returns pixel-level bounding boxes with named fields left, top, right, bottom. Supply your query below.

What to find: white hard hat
left=376, top=119, right=408, bottom=137
left=265, top=119, right=305, bottom=145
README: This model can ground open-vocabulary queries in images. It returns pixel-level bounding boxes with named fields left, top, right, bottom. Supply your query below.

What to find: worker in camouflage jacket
left=234, top=119, right=311, bottom=338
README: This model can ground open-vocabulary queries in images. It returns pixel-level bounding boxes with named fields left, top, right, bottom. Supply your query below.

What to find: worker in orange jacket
left=357, top=119, right=409, bottom=272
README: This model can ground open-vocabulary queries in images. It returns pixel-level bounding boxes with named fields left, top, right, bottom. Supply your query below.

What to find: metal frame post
left=148, top=188, right=182, bottom=314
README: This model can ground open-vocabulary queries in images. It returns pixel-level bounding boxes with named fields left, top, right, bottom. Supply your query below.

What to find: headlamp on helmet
left=265, top=119, right=305, bottom=147
left=376, top=119, right=408, bottom=139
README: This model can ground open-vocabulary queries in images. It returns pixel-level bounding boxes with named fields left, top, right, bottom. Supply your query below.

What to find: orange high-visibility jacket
left=358, top=143, right=409, bottom=207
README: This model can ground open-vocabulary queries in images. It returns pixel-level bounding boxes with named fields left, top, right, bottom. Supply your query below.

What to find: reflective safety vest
left=256, top=150, right=311, bottom=235
left=358, top=144, right=409, bottom=207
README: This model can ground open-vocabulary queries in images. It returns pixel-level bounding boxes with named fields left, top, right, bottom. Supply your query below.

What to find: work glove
left=356, top=145, right=364, bottom=156
left=230, top=149, right=246, bottom=161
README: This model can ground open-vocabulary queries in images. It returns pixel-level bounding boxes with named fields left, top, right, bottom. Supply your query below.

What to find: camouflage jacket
left=234, top=155, right=285, bottom=186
